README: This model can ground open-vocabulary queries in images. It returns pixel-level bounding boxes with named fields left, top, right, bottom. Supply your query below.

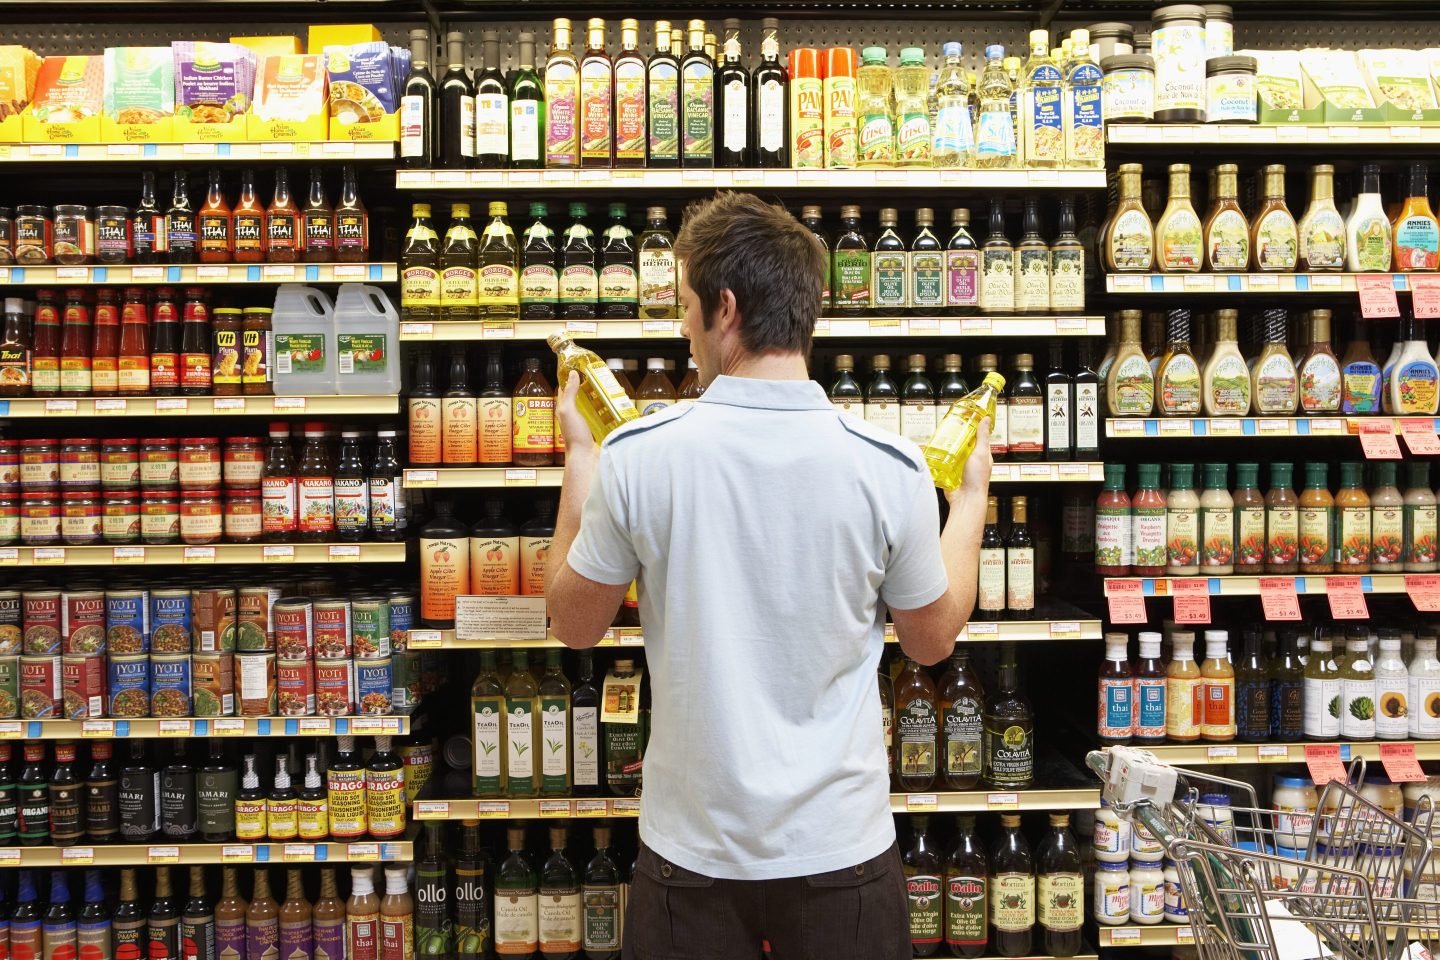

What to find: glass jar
left=223, top=437, right=264, bottom=489
left=1204, top=3, right=1234, bottom=57
left=1163, top=859, right=1188, bottom=922
left=1207, top=56, right=1257, bottom=123
left=212, top=308, right=244, bottom=397
left=1272, top=773, right=1318, bottom=849
left=102, top=490, right=141, bottom=545
left=0, top=492, right=17, bottom=544
left=1198, top=793, right=1236, bottom=843
left=100, top=438, right=140, bottom=489
left=0, top=438, right=18, bottom=493
left=224, top=488, right=263, bottom=543
left=1093, top=860, right=1131, bottom=925
left=20, top=489, right=61, bottom=545
left=179, top=437, right=222, bottom=490
left=140, top=438, right=180, bottom=488
left=52, top=205, right=93, bottom=265
left=140, top=488, right=180, bottom=545
left=241, top=307, right=273, bottom=396
left=1130, top=860, right=1166, bottom=924
left=14, top=204, right=51, bottom=265
left=0, top=206, right=13, bottom=265
left=1090, top=22, right=1135, bottom=61
left=180, top=488, right=223, bottom=545
left=1103, top=55, right=1156, bottom=122
left=19, top=439, right=59, bottom=489
left=1152, top=4, right=1208, bottom=122
left=95, top=205, right=130, bottom=265
left=60, top=488, right=102, bottom=545
left=60, top=438, right=101, bottom=488
left=1403, top=776, right=1440, bottom=823
left=1094, top=800, right=1132, bottom=863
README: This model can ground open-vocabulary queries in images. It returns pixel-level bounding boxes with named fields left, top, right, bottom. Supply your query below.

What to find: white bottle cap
left=647, top=357, right=665, bottom=370
left=384, top=867, right=408, bottom=894
left=606, top=358, right=625, bottom=372
left=1380, top=637, right=1401, bottom=650
left=4, top=298, right=21, bottom=313
left=1105, top=634, right=1129, bottom=660
left=350, top=867, right=374, bottom=896
left=1138, top=632, right=1161, bottom=657
left=1205, top=630, right=1228, bottom=660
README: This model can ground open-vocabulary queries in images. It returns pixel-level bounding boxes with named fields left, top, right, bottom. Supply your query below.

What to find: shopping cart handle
left=1088, top=746, right=1182, bottom=810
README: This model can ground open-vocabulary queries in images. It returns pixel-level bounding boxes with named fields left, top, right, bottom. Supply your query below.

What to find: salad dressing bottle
left=1104, top=163, right=1154, bottom=272
left=1298, top=462, right=1334, bottom=574
left=1156, top=163, right=1202, bottom=273
left=1371, top=461, right=1405, bottom=572
left=1341, top=317, right=1383, bottom=414
left=1165, top=631, right=1201, bottom=743
left=1338, top=632, right=1376, bottom=741
left=1198, top=463, right=1234, bottom=575
left=1337, top=462, right=1372, bottom=573
left=1251, top=164, right=1298, bottom=272
left=1204, top=163, right=1250, bottom=272
left=1404, top=462, right=1438, bottom=572
left=1201, top=309, right=1250, bottom=416
left=1156, top=308, right=1200, bottom=415
left=1200, top=631, right=1235, bottom=742
left=1303, top=637, right=1341, bottom=740
left=1298, top=309, right=1341, bottom=413
left=1106, top=310, right=1154, bottom=416
left=1375, top=636, right=1410, bottom=741
left=1251, top=309, right=1298, bottom=415
left=1165, top=463, right=1200, bottom=575
left=1131, top=463, right=1167, bottom=577
left=1265, top=462, right=1299, bottom=574
left=1298, top=164, right=1346, bottom=271
left=1346, top=163, right=1392, bottom=272
left=1390, top=317, right=1439, bottom=415
left=1233, top=463, right=1266, bottom=570
left=1394, top=162, right=1439, bottom=271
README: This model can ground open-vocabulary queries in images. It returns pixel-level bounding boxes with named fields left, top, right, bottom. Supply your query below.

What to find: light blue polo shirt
left=566, top=374, right=948, bottom=881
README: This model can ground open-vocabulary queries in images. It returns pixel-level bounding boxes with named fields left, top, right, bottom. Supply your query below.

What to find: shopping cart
left=1087, top=747, right=1439, bottom=960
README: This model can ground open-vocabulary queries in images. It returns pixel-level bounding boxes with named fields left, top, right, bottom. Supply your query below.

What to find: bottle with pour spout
left=547, top=332, right=640, bottom=442
left=922, top=372, right=1005, bottom=491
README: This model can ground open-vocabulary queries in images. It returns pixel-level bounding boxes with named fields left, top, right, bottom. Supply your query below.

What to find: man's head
left=674, top=191, right=825, bottom=385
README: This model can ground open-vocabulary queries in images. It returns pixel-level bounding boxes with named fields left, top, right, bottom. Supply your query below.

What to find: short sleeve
left=566, top=449, right=642, bottom=587
left=879, top=471, right=948, bottom=610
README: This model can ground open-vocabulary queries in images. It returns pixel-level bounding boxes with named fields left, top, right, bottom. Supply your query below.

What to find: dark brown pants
left=623, top=840, right=911, bottom=960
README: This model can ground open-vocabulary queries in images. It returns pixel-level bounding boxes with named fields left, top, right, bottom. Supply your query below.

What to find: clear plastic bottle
left=894, top=47, right=932, bottom=168
left=334, top=285, right=400, bottom=396
left=975, top=46, right=1016, bottom=169
left=932, top=42, right=974, bottom=169
left=1019, top=30, right=1062, bottom=170
left=856, top=47, right=894, bottom=168
left=271, top=285, right=336, bottom=396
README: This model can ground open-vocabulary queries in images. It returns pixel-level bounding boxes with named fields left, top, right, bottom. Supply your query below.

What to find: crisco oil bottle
left=923, top=372, right=1005, bottom=491
left=547, top=332, right=638, bottom=442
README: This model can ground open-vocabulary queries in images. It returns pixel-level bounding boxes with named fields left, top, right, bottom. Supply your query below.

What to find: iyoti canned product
left=191, top=586, right=237, bottom=653
left=351, top=598, right=390, bottom=659
left=387, top=593, right=415, bottom=652
left=0, top=655, right=18, bottom=718
left=61, top=653, right=105, bottom=719
left=236, top=652, right=277, bottom=717
left=355, top=657, right=393, bottom=715
left=150, top=654, right=192, bottom=717
left=62, top=588, right=107, bottom=655
left=19, top=654, right=61, bottom=718
left=277, top=658, right=315, bottom=716
left=106, top=653, right=150, bottom=717
left=390, top=651, right=421, bottom=715
left=314, top=660, right=354, bottom=716
left=191, top=653, right=235, bottom=717
left=149, top=589, right=193, bottom=653
left=232, top=585, right=280, bottom=651
left=105, top=589, right=149, bottom=653
left=271, top=598, right=313, bottom=660
left=0, top=590, right=20, bottom=655
left=22, top=588, right=61, bottom=655
left=313, top=599, right=351, bottom=660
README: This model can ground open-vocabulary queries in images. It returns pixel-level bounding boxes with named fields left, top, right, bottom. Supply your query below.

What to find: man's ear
left=717, top=288, right=740, bottom=335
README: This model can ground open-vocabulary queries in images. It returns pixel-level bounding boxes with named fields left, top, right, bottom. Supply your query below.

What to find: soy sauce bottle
left=118, top=740, right=159, bottom=843
left=161, top=740, right=198, bottom=840
left=85, top=741, right=119, bottom=844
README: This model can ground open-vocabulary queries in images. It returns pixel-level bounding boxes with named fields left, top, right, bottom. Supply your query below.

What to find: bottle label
left=1067, top=66, right=1103, bottom=163
left=540, top=694, right=569, bottom=791
left=520, top=263, right=559, bottom=305
left=1353, top=214, right=1393, bottom=272
left=1299, top=504, right=1333, bottom=566
left=975, top=542, right=1006, bottom=612
left=1377, top=679, right=1409, bottom=738
left=639, top=250, right=677, bottom=314
left=1132, top=504, right=1166, bottom=569
left=1398, top=360, right=1440, bottom=414
left=476, top=92, right=509, bottom=156
left=273, top=333, right=326, bottom=376
left=1166, top=505, right=1198, bottom=569
left=1340, top=506, right=1371, bottom=568
left=479, top=264, right=519, bottom=306
left=901, top=400, right=937, bottom=447
left=1075, top=382, right=1099, bottom=450
left=334, top=477, right=369, bottom=533
left=1266, top=505, right=1298, bottom=567
left=682, top=63, right=715, bottom=160
left=598, top=263, right=638, bottom=304
left=896, top=110, right=930, bottom=165
left=873, top=251, right=907, bottom=310
left=897, top=697, right=938, bottom=779
left=539, top=890, right=581, bottom=953
left=989, top=873, right=1034, bottom=932
left=614, top=62, right=646, bottom=160
left=1160, top=209, right=1203, bottom=271
left=1200, top=505, right=1234, bottom=569
left=976, top=107, right=1015, bottom=160
left=478, top=397, right=512, bottom=465
left=863, top=399, right=899, bottom=434
left=1044, top=382, right=1071, bottom=453
left=1301, top=209, right=1346, bottom=268
left=858, top=113, right=894, bottom=166
left=580, top=61, right=613, bottom=161
left=759, top=78, right=785, bottom=153
left=934, top=100, right=974, bottom=157
left=440, top=396, right=477, bottom=464
left=824, top=76, right=856, bottom=167
left=1099, top=677, right=1133, bottom=738
left=248, top=915, right=279, bottom=960
left=1207, top=209, right=1250, bottom=270
left=1396, top=216, right=1440, bottom=270
left=298, top=477, right=335, bottom=534
left=1024, top=72, right=1064, bottom=164
left=338, top=334, right=386, bottom=376
left=400, top=95, right=426, bottom=157
left=544, top=63, right=579, bottom=165
left=1407, top=503, right=1438, bottom=566
left=1135, top=676, right=1166, bottom=738
left=1037, top=873, right=1084, bottom=931
left=942, top=698, right=982, bottom=778
left=945, top=875, right=986, bottom=947
left=723, top=79, right=747, bottom=153
left=1206, top=353, right=1251, bottom=415
left=510, top=100, right=540, bottom=163
left=1255, top=211, right=1298, bottom=270
left=473, top=697, right=504, bottom=792
left=907, top=873, right=943, bottom=947
left=1006, top=546, right=1034, bottom=611
left=507, top=699, right=536, bottom=783
left=379, top=915, right=412, bottom=960
left=1096, top=504, right=1133, bottom=569
left=1007, top=397, right=1043, bottom=454
left=979, top=249, right=1015, bottom=312
left=1202, top=676, right=1234, bottom=735
left=1050, top=249, right=1084, bottom=310
left=647, top=66, right=680, bottom=161
left=1341, top=677, right=1377, bottom=739
left=494, top=894, right=538, bottom=953
left=1236, top=505, right=1266, bottom=567
left=583, top=885, right=620, bottom=951
left=1108, top=209, right=1153, bottom=270
left=1255, top=353, right=1298, bottom=413
left=1300, top=354, right=1342, bottom=412
left=513, top=396, right=555, bottom=453
left=261, top=476, right=297, bottom=534
left=910, top=251, right=944, bottom=310
left=1167, top=676, right=1201, bottom=739
left=833, top=250, right=871, bottom=308
left=560, top=264, right=598, bottom=304
left=791, top=77, right=824, bottom=168
left=1411, top=674, right=1439, bottom=738
left=441, top=264, right=479, bottom=307
left=1153, top=22, right=1205, bottom=111
left=1016, top=248, right=1051, bottom=312
left=1343, top=362, right=1382, bottom=414
left=1379, top=501, right=1406, bottom=567
left=364, top=766, right=405, bottom=838
left=573, top=704, right=600, bottom=787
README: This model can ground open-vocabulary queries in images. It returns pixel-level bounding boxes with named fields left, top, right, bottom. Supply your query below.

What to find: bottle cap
left=986, top=44, right=1005, bottom=59
left=350, top=867, right=374, bottom=896
left=944, top=42, right=962, bottom=57
left=488, top=201, right=507, bottom=217
left=900, top=47, right=924, bottom=64
left=274, top=763, right=291, bottom=790
left=384, top=867, right=408, bottom=894
left=568, top=201, right=588, bottom=218
left=1138, top=632, right=1161, bottom=656
left=1205, top=632, right=1228, bottom=659
left=862, top=46, right=887, bottom=63
left=241, top=755, right=259, bottom=789
left=647, top=357, right=665, bottom=370
left=305, top=755, right=322, bottom=789
left=608, top=201, right=627, bottom=218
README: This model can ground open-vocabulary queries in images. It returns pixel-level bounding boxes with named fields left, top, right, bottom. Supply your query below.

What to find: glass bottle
left=833, top=205, right=871, bottom=316
left=1405, top=461, right=1438, bottom=572
left=872, top=207, right=908, bottom=314
left=538, top=826, right=581, bottom=957
left=715, top=18, right=751, bottom=168
left=1204, top=163, right=1251, bottom=272
left=474, top=30, right=509, bottom=169
left=900, top=353, right=937, bottom=447
left=1341, top=317, right=1382, bottom=414
left=937, top=649, right=984, bottom=791
left=1337, top=461, right=1372, bottom=573
left=945, top=208, right=980, bottom=316
left=333, top=165, right=368, bottom=262
left=571, top=653, right=603, bottom=797
left=1395, top=162, right=1439, bottom=272
left=441, top=348, right=477, bottom=467
left=1251, top=164, right=1298, bottom=271
left=512, top=357, right=556, bottom=467
left=1106, top=163, right=1155, bottom=272
left=520, top=202, right=558, bottom=321
left=1098, top=634, right=1134, bottom=744
left=1338, top=631, right=1377, bottom=741
left=1298, top=164, right=1345, bottom=271
left=983, top=645, right=1034, bottom=788
left=1166, top=631, right=1202, bottom=742
left=909, top=208, right=945, bottom=316
left=1050, top=198, right=1084, bottom=312
left=980, top=199, right=1015, bottom=315
left=1156, top=163, right=1202, bottom=273
left=265, top=169, right=299, bottom=263
left=975, top=495, right=1006, bottom=620
left=333, top=432, right=369, bottom=543
left=1346, top=163, right=1392, bottom=272
left=1006, top=354, right=1044, bottom=461
left=1036, top=814, right=1083, bottom=957
left=1251, top=309, right=1298, bottom=415
left=598, top=202, right=637, bottom=320
left=1015, top=198, right=1050, bottom=314
left=545, top=18, right=581, bottom=168
left=579, top=18, right=614, bottom=168
left=1200, top=309, right=1249, bottom=416
left=559, top=202, right=598, bottom=320
left=1005, top=496, right=1036, bottom=617
left=904, top=815, right=944, bottom=957
left=1409, top=637, right=1440, bottom=741
left=298, top=167, right=333, bottom=264
left=477, top=201, right=520, bottom=321
left=1266, top=462, right=1299, bottom=574
left=944, top=816, right=989, bottom=959
left=132, top=171, right=163, bottom=264
left=1106, top=309, right=1155, bottom=416
left=1043, top=341, right=1072, bottom=461
left=295, top=423, right=334, bottom=543
left=509, top=33, right=544, bottom=169
left=198, top=167, right=231, bottom=264
left=989, top=813, right=1034, bottom=957
left=1298, top=461, right=1335, bottom=574
left=1157, top=308, right=1201, bottom=416
left=400, top=203, right=441, bottom=321
left=865, top=354, right=900, bottom=434
left=646, top=22, right=681, bottom=168
left=1234, top=627, right=1271, bottom=743
left=1074, top=339, right=1100, bottom=458
left=439, top=202, right=479, bottom=322
left=400, top=29, right=437, bottom=168
left=582, top=826, right=621, bottom=959
left=165, top=170, right=196, bottom=264
left=494, top=826, right=538, bottom=957
left=1199, top=630, right=1236, bottom=742
left=1270, top=630, right=1305, bottom=741
left=680, top=20, right=716, bottom=167
left=893, top=657, right=939, bottom=792
left=1299, top=309, right=1341, bottom=414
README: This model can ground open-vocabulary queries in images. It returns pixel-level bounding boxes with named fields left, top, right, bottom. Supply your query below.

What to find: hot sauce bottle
left=266, top=169, right=300, bottom=263
left=233, top=169, right=265, bottom=263
left=29, top=290, right=60, bottom=397
left=303, top=167, right=335, bottom=264
left=59, top=289, right=93, bottom=396
left=335, top=165, right=369, bottom=263
left=117, top=288, right=151, bottom=396
left=179, top=288, right=212, bottom=396
left=91, top=289, right=120, bottom=397
left=198, top=168, right=232, bottom=264
left=149, top=288, right=182, bottom=396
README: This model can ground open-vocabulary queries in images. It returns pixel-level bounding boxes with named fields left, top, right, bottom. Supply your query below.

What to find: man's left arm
left=546, top=373, right=632, bottom=649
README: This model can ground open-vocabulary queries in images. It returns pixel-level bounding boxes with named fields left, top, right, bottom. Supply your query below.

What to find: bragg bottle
left=233, top=755, right=267, bottom=842
left=327, top=737, right=368, bottom=841
left=266, top=761, right=298, bottom=842
left=512, top=357, right=556, bottom=467
left=298, top=754, right=330, bottom=841
left=366, top=737, right=406, bottom=841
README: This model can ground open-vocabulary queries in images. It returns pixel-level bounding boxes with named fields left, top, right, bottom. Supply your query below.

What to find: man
left=546, top=191, right=991, bottom=960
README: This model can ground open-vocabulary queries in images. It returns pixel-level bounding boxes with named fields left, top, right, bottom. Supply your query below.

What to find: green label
left=833, top=250, right=871, bottom=307
left=945, top=875, right=987, bottom=946
left=942, top=700, right=982, bottom=777
left=582, top=885, right=621, bottom=950
left=506, top=699, right=536, bottom=793
left=338, top=334, right=387, bottom=375
left=873, top=251, right=908, bottom=309
left=275, top=333, right=326, bottom=374
left=907, top=874, right=943, bottom=947
left=910, top=251, right=944, bottom=309
left=540, top=695, right=569, bottom=793
left=681, top=64, right=714, bottom=158
left=473, top=696, right=504, bottom=795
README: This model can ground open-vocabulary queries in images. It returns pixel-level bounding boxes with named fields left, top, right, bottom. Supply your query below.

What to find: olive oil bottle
left=983, top=644, right=1034, bottom=788
left=989, top=814, right=1035, bottom=957
left=904, top=815, right=944, bottom=957
left=477, top=201, right=519, bottom=321
left=439, top=203, right=479, bottom=322
left=637, top=207, right=677, bottom=320
left=893, top=657, right=939, bottom=791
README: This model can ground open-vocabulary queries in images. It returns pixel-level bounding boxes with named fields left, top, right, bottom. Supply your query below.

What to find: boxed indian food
left=24, top=55, right=103, bottom=142
left=325, top=41, right=402, bottom=141
left=171, top=41, right=254, bottom=142
left=307, top=24, right=382, bottom=54
left=230, top=35, right=304, bottom=60
left=1246, top=49, right=1317, bottom=122
left=1360, top=49, right=1440, bottom=121
left=248, top=53, right=328, bottom=140
left=101, top=47, right=175, bottom=142
left=0, top=46, right=41, bottom=141
left=1301, top=48, right=1384, bottom=122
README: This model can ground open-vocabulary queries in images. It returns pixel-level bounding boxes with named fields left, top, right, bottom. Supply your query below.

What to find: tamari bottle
left=1156, top=163, right=1202, bottom=273
left=1105, top=163, right=1155, bottom=271
left=1299, top=164, right=1345, bottom=271
left=1204, top=163, right=1250, bottom=272
left=1299, top=462, right=1335, bottom=574
left=989, top=814, right=1034, bottom=957
left=1251, top=164, right=1298, bottom=271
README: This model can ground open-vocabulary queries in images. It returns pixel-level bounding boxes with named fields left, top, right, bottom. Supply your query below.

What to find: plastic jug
left=271, top=284, right=337, bottom=396
left=334, top=285, right=401, bottom=395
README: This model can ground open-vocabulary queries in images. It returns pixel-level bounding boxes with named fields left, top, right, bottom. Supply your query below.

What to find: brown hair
left=675, top=191, right=825, bottom=354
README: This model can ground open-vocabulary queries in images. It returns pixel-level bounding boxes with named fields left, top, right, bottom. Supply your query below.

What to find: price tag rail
left=0, top=841, right=412, bottom=866
left=398, top=315, right=1107, bottom=341
left=1105, top=574, right=1409, bottom=597
left=0, top=396, right=399, bottom=419
left=1105, top=273, right=1419, bottom=294
left=0, top=543, right=407, bottom=567
left=0, top=716, right=409, bottom=740
left=0, top=263, right=395, bottom=286
left=1140, top=740, right=1440, bottom=766
left=397, top=168, right=1107, bottom=191
left=1106, top=416, right=1439, bottom=439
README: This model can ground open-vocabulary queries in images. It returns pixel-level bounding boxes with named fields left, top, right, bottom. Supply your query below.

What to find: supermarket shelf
left=0, top=142, right=397, bottom=162
left=0, top=395, right=399, bottom=418
left=0, top=715, right=408, bottom=741
left=1104, top=574, right=1409, bottom=597
left=0, top=543, right=406, bottom=566
left=1097, top=926, right=1195, bottom=948
left=1106, top=416, right=1437, bottom=438
left=0, top=841, right=411, bottom=867
left=1107, top=272, right=1419, bottom=294
left=407, top=617, right=1103, bottom=649
left=1108, top=123, right=1440, bottom=147
left=1139, top=740, right=1440, bottom=766
left=0, top=263, right=395, bottom=285
left=396, top=167, right=1107, bottom=191
left=398, top=315, right=1107, bottom=341
left=413, top=788, right=1100, bottom=820
left=403, top=462, right=1105, bottom=489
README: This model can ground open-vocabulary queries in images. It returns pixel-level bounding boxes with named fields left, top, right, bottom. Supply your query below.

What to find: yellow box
left=231, top=36, right=304, bottom=60
left=100, top=115, right=174, bottom=143
left=329, top=110, right=398, bottom=142
left=0, top=113, right=21, bottom=143
left=174, top=113, right=247, bottom=142
left=247, top=111, right=327, bottom=141
left=22, top=110, right=100, bottom=143
left=306, top=25, right=381, bottom=55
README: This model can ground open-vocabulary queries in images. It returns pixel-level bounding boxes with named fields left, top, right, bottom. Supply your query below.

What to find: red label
left=1358, top=419, right=1402, bottom=459
left=1106, top=579, right=1147, bottom=624
left=346, top=915, right=378, bottom=960
left=151, top=352, right=180, bottom=389
left=1326, top=576, right=1369, bottom=619
left=1259, top=577, right=1302, bottom=620
left=1379, top=742, right=1427, bottom=782
left=1304, top=743, right=1347, bottom=785
left=1171, top=577, right=1211, bottom=624
left=1408, top=574, right=1440, bottom=612
left=1401, top=418, right=1440, bottom=455
left=261, top=476, right=296, bottom=533
left=298, top=477, right=335, bottom=533
left=180, top=352, right=212, bottom=390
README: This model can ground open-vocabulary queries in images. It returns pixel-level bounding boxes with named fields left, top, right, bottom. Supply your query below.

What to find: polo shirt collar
left=696, top=374, right=833, bottom=411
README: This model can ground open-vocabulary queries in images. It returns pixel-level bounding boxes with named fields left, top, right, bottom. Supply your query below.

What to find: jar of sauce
left=179, top=438, right=222, bottom=490
left=20, top=489, right=61, bottom=545
left=224, top=488, right=263, bottom=543
left=140, top=489, right=180, bottom=545
left=0, top=206, right=14, bottom=265
left=0, top=438, right=18, bottom=491
left=95, top=206, right=131, bottom=264
left=60, top=489, right=102, bottom=545
left=19, top=439, right=59, bottom=489
left=60, top=439, right=101, bottom=488
left=14, top=205, right=52, bottom=264
left=180, top=488, right=224, bottom=545
left=101, top=439, right=140, bottom=489
left=0, top=492, right=17, bottom=544
left=241, top=307, right=273, bottom=396
left=212, top=308, right=243, bottom=396
left=140, top=438, right=179, bottom=488
left=53, top=205, right=93, bottom=265
left=223, top=437, right=264, bottom=489
left=101, top=490, right=141, bottom=545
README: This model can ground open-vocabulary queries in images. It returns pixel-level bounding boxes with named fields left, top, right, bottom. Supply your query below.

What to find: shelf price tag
left=1175, top=927, right=1196, bottom=945
left=539, top=800, right=572, bottom=818
left=148, top=846, right=181, bottom=863
left=641, top=320, right=676, bottom=337
left=347, top=843, right=380, bottom=861
left=482, top=322, right=514, bottom=340
left=1358, top=419, right=1402, bottom=459
left=414, top=802, right=452, bottom=820
left=1326, top=576, right=1369, bottom=620
left=986, top=793, right=1019, bottom=808
left=504, top=468, right=538, bottom=486
left=45, top=399, right=78, bottom=414
left=61, top=847, right=94, bottom=864
left=0, top=549, right=17, bottom=565
left=33, top=548, right=65, bottom=565
left=611, top=798, right=641, bottom=816
left=1304, top=744, right=1348, bottom=785
left=81, top=720, right=114, bottom=738
left=476, top=801, right=510, bottom=819
left=407, top=630, right=443, bottom=649
left=1105, top=579, right=1147, bottom=624
left=1206, top=746, right=1238, bottom=762
left=158, top=719, right=191, bottom=736
left=1048, top=621, right=1080, bottom=638
left=94, top=398, right=128, bottom=414
left=905, top=794, right=938, bottom=811
left=575, top=800, right=607, bottom=818
left=327, top=545, right=361, bottom=559
left=400, top=322, right=434, bottom=337
left=284, top=844, right=318, bottom=861
left=222, top=845, right=255, bottom=862
left=1379, top=742, right=1427, bottom=782
left=1171, top=577, right=1211, bottom=624
left=264, top=545, right=295, bottom=562
left=1413, top=276, right=1440, bottom=319
left=213, top=719, right=245, bottom=735
left=1259, top=577, right=1302, bottom=621
left=183, top=546, right=216, bottom=563
left=262, top=265, right=296, bottom=281
left=213, top=397, right=246, bottom=412
left=1357, top=274, right=1401, bottom=318
left=404, top=470, right=438, bottom=488
left=0, top=849, right=19, bottom=865
left=112, top=547, right=145, bottom=564
left=155, top=398, right=189, bottom=413
left=1257, top=745, right=1290, bottom=761
left=1401, top=419, right=1440, bottom=456
left=1107, top=928, right=1142, bottom=944
left=1407, top=574, right=1440, bottom=612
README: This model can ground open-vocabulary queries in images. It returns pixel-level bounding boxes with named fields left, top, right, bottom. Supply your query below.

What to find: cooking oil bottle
left=547, top=332, right=639, bottom=442
left=975, top=46, right=1015, bottom=169
left=893, top=47, right=932, bottom=167
left=856, top=47, right=894, bottom=168
left=923, top=371, right=1005, bottom=490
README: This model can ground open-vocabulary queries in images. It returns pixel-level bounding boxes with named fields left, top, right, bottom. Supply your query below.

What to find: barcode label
left=338, top=351, right=354, bottom=375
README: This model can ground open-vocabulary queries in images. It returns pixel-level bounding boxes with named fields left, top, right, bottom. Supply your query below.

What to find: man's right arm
left=889, top=422, right=992, bottom=666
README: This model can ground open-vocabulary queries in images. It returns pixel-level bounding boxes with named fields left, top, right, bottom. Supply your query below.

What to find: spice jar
left=20, top=489, right=61, bottom=545
left=0, top=207, right=14, bottom=265
left=19, top=439, right=59, bottom=488
left=1206, top=56, right=1257, bottom=123
left=179, top=438, right=222, bottom=490
left=140, top=489, right=180, bottom=545
left=14, top=205, right=51, bottom=265
left=95, top=205, right=130, bottom=264
left=0, top=438, right=19, bottom=492
left=1103, top=55, right=1156, bottom=122
left=224, top=488, right=263, bottom=543
left=52, top=205, right=93, bottom=265
left=241, top=307, right=273, bottom=396
left=180, top=488, right=223, bottom=545
left=223, top=437, right=264, bottom=489
left=100, top=439, right=140, bottom=489
left=1152, top=4, right=1207, bottom=122
left=212, top=307, right=243, bottom=396
left=0, top=492, right=17, bottom=544
left=140, top=438, right=179, bottom=488
left=60, top=489, right=102, bottom=545
left=102, top=490, right=141, bottom=545
left=59, top=439, right=101, bottom=488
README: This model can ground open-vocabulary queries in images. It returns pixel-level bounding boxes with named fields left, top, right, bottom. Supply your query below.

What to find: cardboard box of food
left=247, top=53, right=328, bottom=140
left=307, top=24, right=382, bottom=55
left=231, top=35, right=304, bottom=60
left=1362, top=48, right=1440, bottom=122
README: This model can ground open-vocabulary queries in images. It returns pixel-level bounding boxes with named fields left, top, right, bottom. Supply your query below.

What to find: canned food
left=19, top=654, right=61, bottom=718
left=191, top=653, right=234, bottom=717
left=61, top=653, right=105, bottom=719
left=387, top=593, right=415, bottom=652
left=105, top=589, right=149, bottom=653
left=236, top=652, right=277, bottom=717
left=0, top=656, right=16, bottom=717
left=272, top=598, right=313, bottom=660
left=22, top=588, right=61, bottom=655
left=313, top=599, right=351, bottom=660
left=277, top=658, right=315, bottom=716
left=149, top=589, right=192, bottom=653
left=351, top=598, right=390, bottom=659
left=107, top=654, right=150, bottom=717
left=355, top=657, right=392, bottom=715
left=391, top=650, right=421, bottom=715
left=150, top=654, right=191, bottom=717
left=314, top=659, right=354, bottom=716
left=0, top=590, right=20, bottom=656
left=62, top=588, right=106, bottom=654
left=233, top=586, right=279, bottom=651
left=191, top=586, right=236, bottom=654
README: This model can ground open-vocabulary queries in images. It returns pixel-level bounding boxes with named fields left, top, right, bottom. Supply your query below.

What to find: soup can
left=149, top=589, right=193, bottom=653
left=355, top=657, right=392, bottom=715
left=237, top=651, right=277, bottom=716
left=0, top=590, right=20, bottom=656
left=192, top=586, right=237, bottom=654
left=313, top=599, right=351, bottom=660
left=19, top=654, right=61, bottom=718
left=150, top=654, right=192, bottom=717
left=107, top=653, right=150, bottom=717
left=273, top=599, right=314, bottom=660
left=391, top=650, right=422, bottom=715
left=61, top=653, right=105, bottom=719
left=191, top=653, right=234, bottom=717
left=0, top=656, right=18, bottom=718
left=62, top=588, right=107, bottom=655
left=105, top=588, right=149, bottom=653
left=22, top=588, right=61, bottom=655
left=351, top=598, right=391, bottom=659
left=233, top=585, right=280, bottom=651
left=314, top=659, right=354, bottom=717
left=277, top=658, right=315, bottom=716
left=387, top=593, right=415, bottom=652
